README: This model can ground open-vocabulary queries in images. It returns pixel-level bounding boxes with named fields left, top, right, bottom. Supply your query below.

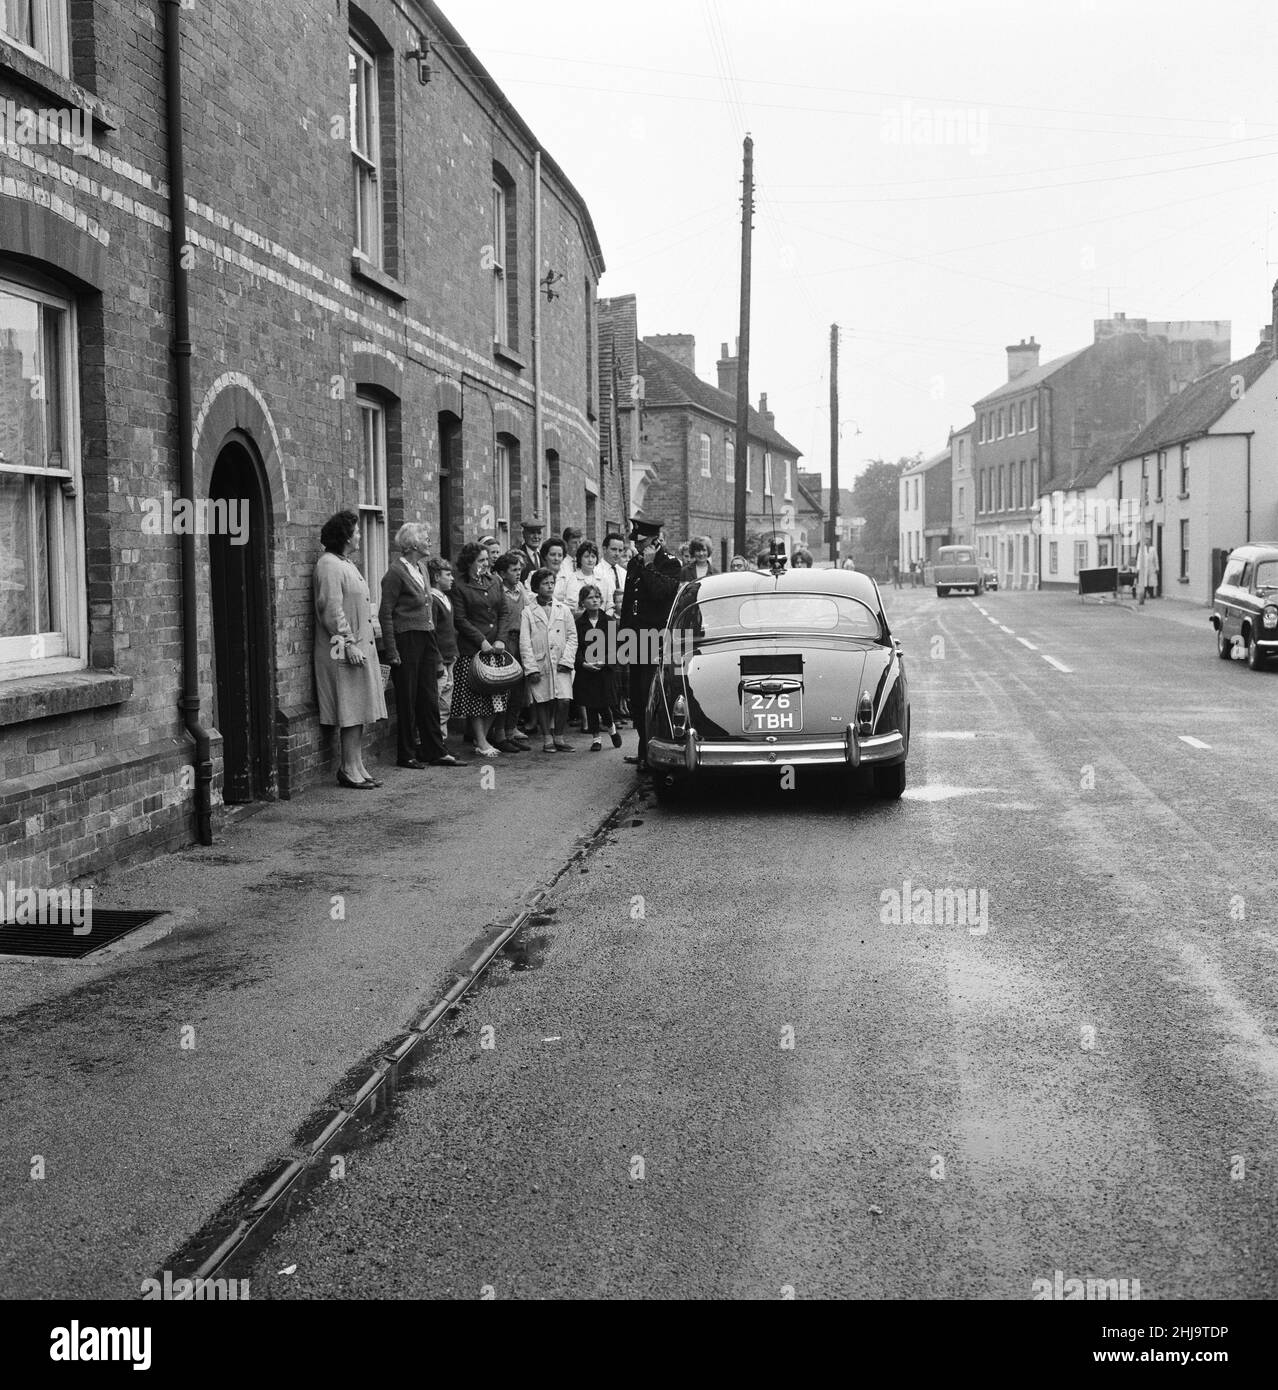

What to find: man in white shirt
left=600, top=532, right=628, bottom=616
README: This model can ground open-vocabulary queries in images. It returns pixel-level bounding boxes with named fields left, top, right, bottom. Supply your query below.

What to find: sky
left=451, top=0, right=1278, bottom=487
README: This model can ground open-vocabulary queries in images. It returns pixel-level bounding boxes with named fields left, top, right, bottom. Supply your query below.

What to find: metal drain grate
left=0, top=909, right=165, bottom=959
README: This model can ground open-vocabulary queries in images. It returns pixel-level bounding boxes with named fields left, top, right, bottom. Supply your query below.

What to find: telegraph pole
left=733, top=135, right=754, bottom=557
left=828, top=324, right=839, bottom=564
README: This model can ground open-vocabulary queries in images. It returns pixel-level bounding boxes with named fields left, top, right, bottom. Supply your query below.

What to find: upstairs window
left=349, top=36, right=383, bottom=267
left=763, top=451, right=773, bottom=496
left=1179, top=443, right=1189, bottom=496
left=1, top=0, right=68, bottom=75
left=699, top=433, right=711, bottom=476
left=1029, top=397, right=1038, bottom=430
left=726, top=439, right=735, bottom=483
left=784, top=458, right=792, bottom=500
left=491, top=181, right=508, bottom=344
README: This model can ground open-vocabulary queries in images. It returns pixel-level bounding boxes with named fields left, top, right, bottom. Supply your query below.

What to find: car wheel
left=936, top=586, right=945, bottom=598
left=873, top=762, right=906, bottom=799
left=1216, top=624, right=1233, bottom=660
left=1247, top=632, right=1267, bottom=670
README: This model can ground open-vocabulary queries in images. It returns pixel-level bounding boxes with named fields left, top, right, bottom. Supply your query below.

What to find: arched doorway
left=208, top=434, right=275, bottom=803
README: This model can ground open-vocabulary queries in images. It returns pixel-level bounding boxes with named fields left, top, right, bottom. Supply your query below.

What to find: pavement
left=0, top=725, right=638, bottom=1299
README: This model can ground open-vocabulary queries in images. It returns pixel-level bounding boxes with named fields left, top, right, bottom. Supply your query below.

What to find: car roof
left=677, top=569, right=883, bottom=604
left=1228, top=543, right=1278, bottom=560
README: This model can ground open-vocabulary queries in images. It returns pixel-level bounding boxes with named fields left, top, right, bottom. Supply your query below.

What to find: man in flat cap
left=516, top=517, right=544, bottom=580
left=618, top=517, right=683, bottom=771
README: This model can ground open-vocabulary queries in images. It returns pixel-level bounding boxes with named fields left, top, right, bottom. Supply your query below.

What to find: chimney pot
left=1005, top=337, right=1041, bottom=382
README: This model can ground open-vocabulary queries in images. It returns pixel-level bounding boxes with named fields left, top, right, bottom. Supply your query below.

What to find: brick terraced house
left=0, top=0, right=607, bottom=888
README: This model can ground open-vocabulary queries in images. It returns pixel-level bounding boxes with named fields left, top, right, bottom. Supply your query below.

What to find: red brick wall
left=0, top=0, right=602, bottom=886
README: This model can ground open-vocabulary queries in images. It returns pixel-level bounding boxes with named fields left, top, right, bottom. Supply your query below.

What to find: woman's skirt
left=452, top=653, right=509, bottom=719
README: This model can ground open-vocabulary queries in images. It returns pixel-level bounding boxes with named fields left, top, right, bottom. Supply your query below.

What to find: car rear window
left=941, top=548, right=975, bottom=564
left=671, top=592, right=882, bottom=639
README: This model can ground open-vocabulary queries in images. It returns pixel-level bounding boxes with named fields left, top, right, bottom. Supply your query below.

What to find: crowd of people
left=311, top=512, right=854, bottom=786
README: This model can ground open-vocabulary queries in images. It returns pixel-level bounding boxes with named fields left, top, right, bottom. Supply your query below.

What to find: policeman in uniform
left=619, top=517, right=683, bottom=770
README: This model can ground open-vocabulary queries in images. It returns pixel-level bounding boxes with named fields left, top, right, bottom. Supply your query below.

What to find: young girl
left=574, top=585, right=622, bottom=751
left=519, top=568, right=579, bottom=751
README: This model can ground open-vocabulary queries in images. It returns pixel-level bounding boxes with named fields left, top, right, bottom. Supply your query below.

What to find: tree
left=851, top=455, right=918, bottom=576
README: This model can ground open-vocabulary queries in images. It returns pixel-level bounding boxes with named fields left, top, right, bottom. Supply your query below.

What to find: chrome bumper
left=647, top=729, right=906, bottom=771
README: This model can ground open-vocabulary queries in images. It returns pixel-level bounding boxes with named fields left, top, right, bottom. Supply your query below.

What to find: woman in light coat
left=313, top=509, right=387, bottom=789
left=519, top=567, right=579, bottom=752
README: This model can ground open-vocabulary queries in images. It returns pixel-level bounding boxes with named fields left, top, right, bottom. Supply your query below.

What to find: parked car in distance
left=933, top=545, right=983, bottom=597
left=981, top=567, right=998, bottom=592
left=1210, top=542, right=1278, bottom=669
left=645, top=569, right=910, bottom=801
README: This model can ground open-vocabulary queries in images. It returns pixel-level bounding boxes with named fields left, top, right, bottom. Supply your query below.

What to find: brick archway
left=192, top=373, right=289, bottom=525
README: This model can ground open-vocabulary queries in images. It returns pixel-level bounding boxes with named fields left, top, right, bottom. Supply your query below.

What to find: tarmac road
left=239, top=588, right=1278, bottom=1298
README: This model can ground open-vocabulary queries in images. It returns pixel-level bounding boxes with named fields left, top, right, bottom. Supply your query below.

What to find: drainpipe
left=533, top=150, right=544, bottom=524
left=163, top=0, right=213, bottom=845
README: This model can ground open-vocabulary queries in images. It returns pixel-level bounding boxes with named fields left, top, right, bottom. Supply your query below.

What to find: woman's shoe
left=428, top=754, right=460, bottom=766
left=397, top=758, right=426, bottom=769
left=553, top=740, right=576, bottom=752
left=542, top=741, right=557, bottom=753
left=610, top=730, right=623, bottom=748
left=590, top=738, right=602, bottom=752
left=337, top=770, right=373, bottom=790
left=510, top=735, right=533, bottom=750
left=363, top=777, right=384, bottom=787
left=495, top=740, right=524, bottom=753
left=473, top=746, right=500, bottom=758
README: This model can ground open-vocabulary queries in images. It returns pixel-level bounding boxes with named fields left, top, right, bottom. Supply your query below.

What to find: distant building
left=949, top=423, right=974, bottom=547
left=1047, top=295, right=1278, bottom=602
left=627, top=332, right=819, bottom=566
left=971, top=319, right=1231, bottom=588
left=899, top=449, right=951, bottom=571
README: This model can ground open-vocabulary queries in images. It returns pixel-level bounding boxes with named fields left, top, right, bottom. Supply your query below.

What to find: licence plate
left=742, top=689, right=803, bottom=733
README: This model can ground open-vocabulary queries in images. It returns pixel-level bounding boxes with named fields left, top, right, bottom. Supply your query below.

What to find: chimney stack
left=643, top=333, right=697, bottom=374
left=758, top=392, right=775, bottom=428
left=717, top=340, right=739, bottom=397
left=1006, top=336, right=1040, bottom=381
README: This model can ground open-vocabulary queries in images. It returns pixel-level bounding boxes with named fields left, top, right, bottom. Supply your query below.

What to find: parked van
left=933, top=545, right=984, bottom=597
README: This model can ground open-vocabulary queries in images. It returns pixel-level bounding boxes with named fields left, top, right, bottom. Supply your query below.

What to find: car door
left=1218, top=559, right=1245, bottom=643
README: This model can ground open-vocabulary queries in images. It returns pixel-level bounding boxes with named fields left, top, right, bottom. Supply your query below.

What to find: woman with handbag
left=491, top=552, right=532, bottom=752
left=520, top=567, right=579, bottom=752
left=450, top=542, right=509, bottom=757
left=313, top=509, right=387, bottom=789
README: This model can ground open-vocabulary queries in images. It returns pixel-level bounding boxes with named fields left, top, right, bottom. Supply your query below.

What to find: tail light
left=856, top=689, right=874, bottom=734
left=671, top=693, right=688, bottom=738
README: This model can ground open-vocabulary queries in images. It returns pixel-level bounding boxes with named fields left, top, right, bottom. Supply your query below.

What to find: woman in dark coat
left=573, top=584, right=623, bottom=751
left=450, top=541, right=508, bottom=757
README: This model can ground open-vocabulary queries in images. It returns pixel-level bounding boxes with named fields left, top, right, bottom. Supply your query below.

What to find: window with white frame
left=1019, top=401, right=1026, bottom=433
left=0, top=276, right=83, bottom=675
left=958, top=485, right=965, bottom=517
left=783, top=458, right=792, bottom=499
left=978, top=415, right=985, bottom=443
left=1049, top=541, right=1058, bottom=574
left=1179, top=518, right=1189, bottom=580
left=356, top=395, right=387, bottom=589
left=725, top=439, right=735, bottom=483
left=1074, top=539, right=1087, bottom=573
left=494, top=439, right=510, bottom=547
left=1098, top=537, right=1112, bottom=566
left=491, top=181, right=508, bottom=344
left=1029, top=396, right=1037, bottom=430
left=1, top=0, right=69, bottom=75
left=997, top=409, right=1005, bottom=439
left=745, top=447, right=752, bottom=493
left=349, top=36, right=382, bottom=267
left=699, top=432, right=711, bottom=476
left=763, top=451, right=772, bottom=496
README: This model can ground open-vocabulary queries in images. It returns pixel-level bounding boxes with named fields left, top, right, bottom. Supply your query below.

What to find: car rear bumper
left=647, top=729, right=906, bottom=771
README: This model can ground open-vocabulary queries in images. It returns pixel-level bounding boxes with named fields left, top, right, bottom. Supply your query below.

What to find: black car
left=644, top=569, right=910, bottom=800
left=1210, top=542, right=1278, bottom=669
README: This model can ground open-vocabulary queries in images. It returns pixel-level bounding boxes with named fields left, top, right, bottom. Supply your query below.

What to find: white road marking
left=999, top=624, right=1014, bottom=634
left=1178, top=735, right=1212, bottom=750
left=974, top=607, right=988, bottom=615
left=901, top=784, right=1000, bottom=801
left=1016, top=637, right=1039, bottom=650
left=1042, top=655, right=1072, bottom=672
left=986, top=615, right=1000, bottom=624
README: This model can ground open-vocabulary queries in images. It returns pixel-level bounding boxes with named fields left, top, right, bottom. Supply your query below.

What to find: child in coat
left=519, top=568, right=579, bottom=751
left=573, top=585, right=623, bottom=751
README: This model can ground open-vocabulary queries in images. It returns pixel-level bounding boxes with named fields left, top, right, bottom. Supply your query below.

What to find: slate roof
left=1117, top=347, right=1274, bottom=459
left=902, top=447, right=950, bottom=476
left=974, top=348, right=1086, bottom=406
left=636, top=340, right=804, bottom=457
